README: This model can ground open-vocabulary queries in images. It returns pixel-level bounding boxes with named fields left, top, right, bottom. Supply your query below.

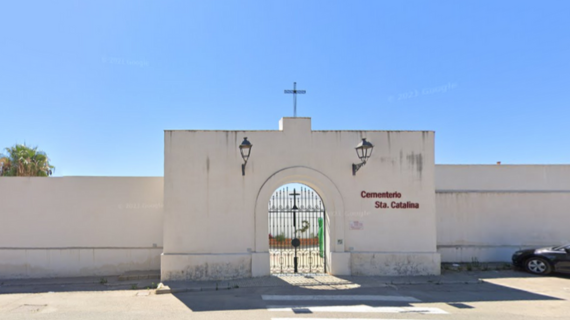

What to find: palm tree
left=0, top=144, right=55, bottom=177
left=0, top=155, right=10, bottom=176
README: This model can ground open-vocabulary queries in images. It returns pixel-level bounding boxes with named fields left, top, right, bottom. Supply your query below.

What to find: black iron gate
left=268, top=186, right=326, bottom=274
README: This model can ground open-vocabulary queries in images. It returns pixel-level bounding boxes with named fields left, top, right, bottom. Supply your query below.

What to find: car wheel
left=525, top=257, right=552, bottom=275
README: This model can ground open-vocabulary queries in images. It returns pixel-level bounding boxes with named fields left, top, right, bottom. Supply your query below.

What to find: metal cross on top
left=284, top=82, right=306, bottom=117
left=290, top=188, right=300, bottom=211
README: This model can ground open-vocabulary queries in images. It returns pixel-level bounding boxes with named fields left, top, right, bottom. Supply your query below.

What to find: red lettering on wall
left=362, top=191, right=419, bottom=209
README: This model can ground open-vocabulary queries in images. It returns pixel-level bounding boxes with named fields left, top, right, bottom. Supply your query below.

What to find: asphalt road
left=1, top=273, right=570, bottom=320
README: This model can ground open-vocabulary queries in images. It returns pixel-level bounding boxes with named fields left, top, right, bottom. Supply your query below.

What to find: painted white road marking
left=262, top=295, right=420, bottom=302
left=272, top=319, right=440, bottom=320
left=267, top=305, right=448, bottom=314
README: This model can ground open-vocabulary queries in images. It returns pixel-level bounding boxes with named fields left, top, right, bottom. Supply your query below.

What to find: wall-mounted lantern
left=239, top=137, right=252, bottom=176
left=352, top=138, right=373, bottom=175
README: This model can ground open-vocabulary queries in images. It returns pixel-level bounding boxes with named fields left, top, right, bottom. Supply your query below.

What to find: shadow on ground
left=167, top=270, right=570, bottom=312
left=1, top=269, right=569, bottom=303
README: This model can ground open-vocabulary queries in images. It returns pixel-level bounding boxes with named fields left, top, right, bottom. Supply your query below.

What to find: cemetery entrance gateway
left=268, top=185, right=326, bottom=274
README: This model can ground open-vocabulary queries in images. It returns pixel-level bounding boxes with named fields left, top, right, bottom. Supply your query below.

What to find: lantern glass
left=239, top=137, right=252, bottom=162
left=355, top=138, right=373, bottom=162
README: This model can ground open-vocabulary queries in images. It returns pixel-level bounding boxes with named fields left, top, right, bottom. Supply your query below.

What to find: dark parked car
left=512, top=244, right=570, bottom=275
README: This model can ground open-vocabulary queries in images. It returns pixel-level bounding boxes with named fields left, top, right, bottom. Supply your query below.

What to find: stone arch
left=253, top=166, right=346, bottom=275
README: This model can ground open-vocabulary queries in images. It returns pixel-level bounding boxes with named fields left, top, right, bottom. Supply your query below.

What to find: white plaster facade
left=0, top=177, right=163, bottom=278
left=162, top=117, right=440, bottom=280
left=436, top=165, right=570, bottom=262
left=2, top=119, right=570, bottom=280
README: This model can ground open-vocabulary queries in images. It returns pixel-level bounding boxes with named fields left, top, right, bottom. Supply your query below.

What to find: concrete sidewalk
left=0, top=269, right=533, bottom=295
left=0, top=271, right=160, bottom=294
left=157, top=269, right=530, bottom=294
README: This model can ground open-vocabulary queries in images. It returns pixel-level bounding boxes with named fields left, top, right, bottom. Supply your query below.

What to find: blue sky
left=1, top=1, right=569, bottom=176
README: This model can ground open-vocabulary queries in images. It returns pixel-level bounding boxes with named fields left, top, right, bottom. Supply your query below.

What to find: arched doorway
left=268, top=183, right=326, bottom=274
left=252, top=166, right=346, bottom=277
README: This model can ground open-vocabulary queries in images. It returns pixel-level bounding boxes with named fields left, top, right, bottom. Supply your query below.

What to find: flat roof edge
left=163, top=130, right=435, bottom=133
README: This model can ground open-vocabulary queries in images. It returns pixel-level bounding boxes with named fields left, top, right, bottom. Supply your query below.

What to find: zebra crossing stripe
left=272, top=319, right=441, bottom=320
left=266, top=305, right=448, bottom=314
left=262, top=295, right=420, bottom=302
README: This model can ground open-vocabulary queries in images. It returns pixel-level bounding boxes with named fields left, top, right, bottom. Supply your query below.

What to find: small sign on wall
left=350, top=220, right=364, bottom=230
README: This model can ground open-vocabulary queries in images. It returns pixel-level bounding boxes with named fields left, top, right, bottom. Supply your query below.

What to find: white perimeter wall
left=3, top=157, right=568, bottom=278
left=0, top=177, right=163, bottom=279
left=436, top=165, right=570, bottom=262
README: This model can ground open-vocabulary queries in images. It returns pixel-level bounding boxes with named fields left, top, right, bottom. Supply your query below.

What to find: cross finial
left=290, top=188, right=300, bottom=211
left=284, top=82, right=306, bottom=117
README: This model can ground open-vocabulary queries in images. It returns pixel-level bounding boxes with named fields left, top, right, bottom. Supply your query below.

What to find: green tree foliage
left=0, top=144, right=55, bottom=177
